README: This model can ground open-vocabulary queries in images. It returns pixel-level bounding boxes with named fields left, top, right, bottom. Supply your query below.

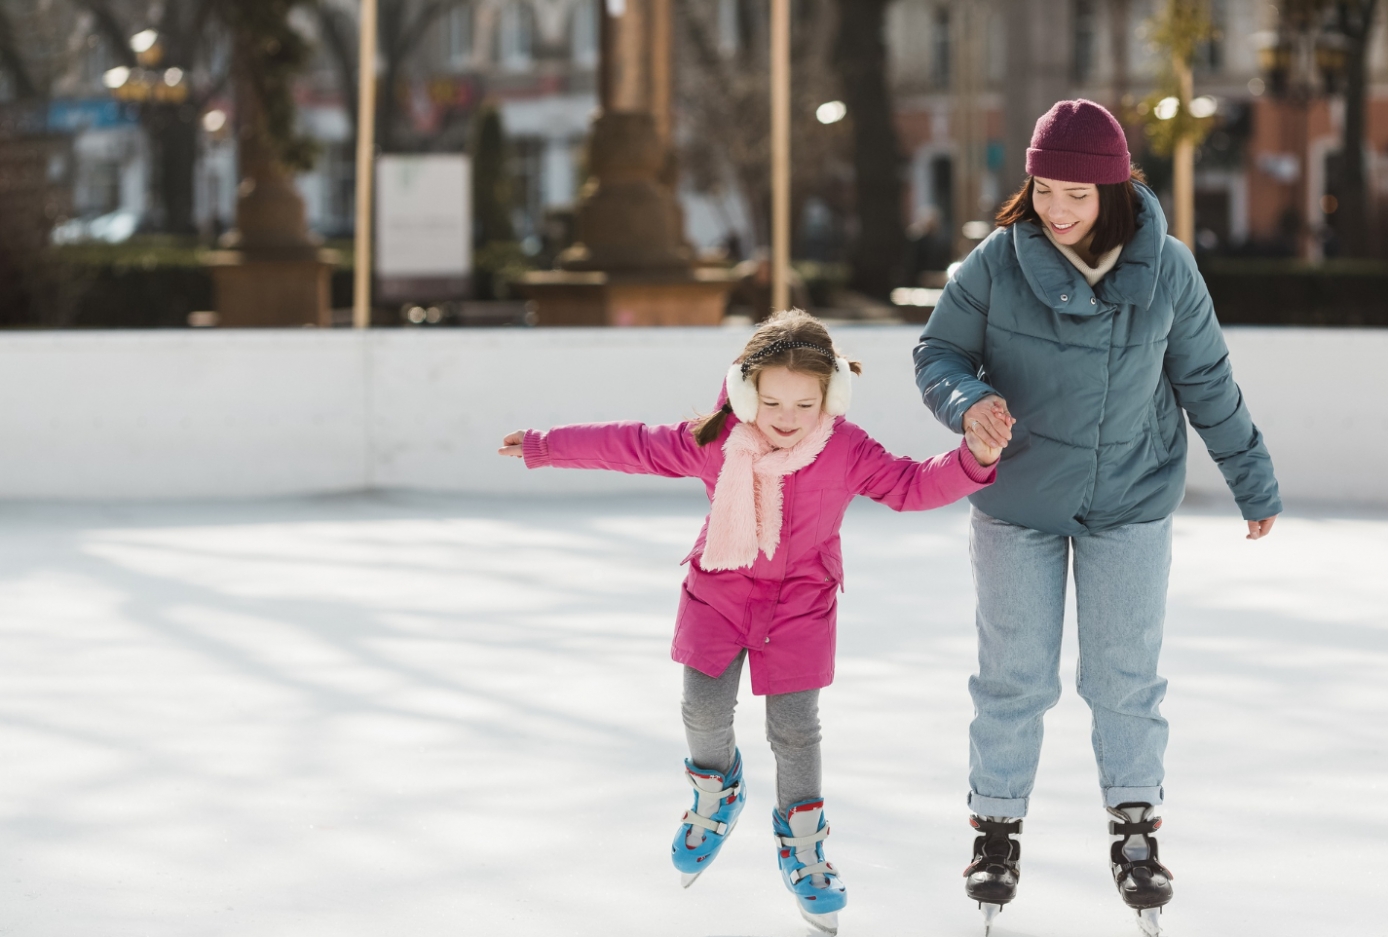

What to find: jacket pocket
left=818, top=547, right=845, bottom=591
left=1146, top=397, right=1171, bottom=463
left=1143, top=380, right=1177, bottom=466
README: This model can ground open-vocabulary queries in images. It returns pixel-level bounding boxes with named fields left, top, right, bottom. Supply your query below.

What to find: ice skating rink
left=0, top=492, right=1383, bottom=937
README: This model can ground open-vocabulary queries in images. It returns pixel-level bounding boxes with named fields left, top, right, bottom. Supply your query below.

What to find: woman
left=914, top=100, right=1280, bottom=936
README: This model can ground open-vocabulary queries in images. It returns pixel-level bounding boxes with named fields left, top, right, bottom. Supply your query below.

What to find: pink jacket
left=522, top=413, right=994, bottom=695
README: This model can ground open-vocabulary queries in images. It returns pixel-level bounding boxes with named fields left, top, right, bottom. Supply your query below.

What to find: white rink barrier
left=0, top=326, right=1382, bottom=505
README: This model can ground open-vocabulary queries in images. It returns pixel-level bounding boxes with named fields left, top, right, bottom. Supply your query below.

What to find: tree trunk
left=832, top=0, right=904, bottom=299
left=150, top=108, right=199, bottom=235
left=1337, top=0, right=1377, bottom=258
left=224, top=38, right=315, bottom=254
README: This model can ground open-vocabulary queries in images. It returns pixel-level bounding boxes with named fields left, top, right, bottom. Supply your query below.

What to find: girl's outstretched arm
left=845, top=429, right=995, bottom=512
left=499, top=421, right=715, bottom=479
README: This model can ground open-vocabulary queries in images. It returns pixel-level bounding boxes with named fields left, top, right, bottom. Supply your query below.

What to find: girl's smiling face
left=1032, top=175, right=1100, bottom=248
left=753, top=366, right=824, bottom=448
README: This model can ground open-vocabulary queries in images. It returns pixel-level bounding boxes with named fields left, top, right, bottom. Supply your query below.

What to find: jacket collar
left=1012, top=182, right=1165, bottom=314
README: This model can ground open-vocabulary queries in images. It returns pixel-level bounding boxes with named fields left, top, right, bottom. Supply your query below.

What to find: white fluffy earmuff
left=824, top=356, right=853, bottom=416
left=725, top=363, right=760, bottom=422
left=724, top=356, right=854, bottom=422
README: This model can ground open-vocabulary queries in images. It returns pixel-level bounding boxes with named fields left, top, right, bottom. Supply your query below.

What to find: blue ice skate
left=671, top=750, right=746, bottom=887
left=773, top=799, right=847, bottom=935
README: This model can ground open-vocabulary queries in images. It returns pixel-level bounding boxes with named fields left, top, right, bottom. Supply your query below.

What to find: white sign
left=376, top=154, right=472, bottom=278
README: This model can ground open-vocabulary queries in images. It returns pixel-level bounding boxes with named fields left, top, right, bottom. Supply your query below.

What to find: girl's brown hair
left=994, top=166, right=1148, bottom=256
left=692, top=309, right=863, bottom=446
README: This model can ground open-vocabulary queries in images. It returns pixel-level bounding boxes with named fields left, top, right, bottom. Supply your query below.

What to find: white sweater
left=1042, top=225, right=1122, bottom=286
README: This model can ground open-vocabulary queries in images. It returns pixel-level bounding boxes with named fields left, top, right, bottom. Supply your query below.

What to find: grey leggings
left=681, top=650, right=822, bottom=810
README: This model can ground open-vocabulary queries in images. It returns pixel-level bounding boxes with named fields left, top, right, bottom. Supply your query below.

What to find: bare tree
left=832, top=0, right=903, bottom=298
left=675, top=0, right=849, bottom=255
left=1258, top=0, right=1381, bottom=257
left=1, top=1, right=85, bottom=327
left=0, top=1, right=39, bottom=97
left=310, top=0, right=452, bottom=152
left=1331, top=0, right=1379, bottom=257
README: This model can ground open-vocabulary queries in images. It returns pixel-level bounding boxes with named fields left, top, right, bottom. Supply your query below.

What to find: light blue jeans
left=966, top=508, right=1172, bottom=818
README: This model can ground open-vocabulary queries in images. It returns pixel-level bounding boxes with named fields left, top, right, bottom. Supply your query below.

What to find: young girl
left=499, top=310, right=999, bottom=934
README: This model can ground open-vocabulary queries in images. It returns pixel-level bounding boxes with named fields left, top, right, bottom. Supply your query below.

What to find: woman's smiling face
left=1032, top=175, right=1100, bottom=248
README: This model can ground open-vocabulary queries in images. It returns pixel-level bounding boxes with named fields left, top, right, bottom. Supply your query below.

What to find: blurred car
left=51, top=208, right=141, bottom=245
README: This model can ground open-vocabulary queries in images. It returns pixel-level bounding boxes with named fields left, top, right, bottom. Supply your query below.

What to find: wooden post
left=353, top=0, right=379, bottom=329
left=650, top=0, right=672, bottom=146
left=1172, top=56, right=1195, bottom=250
left=770, top=0, right=790, bottom=313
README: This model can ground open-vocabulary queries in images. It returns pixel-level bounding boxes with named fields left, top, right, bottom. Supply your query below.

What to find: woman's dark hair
left=691, top=308, right=862, bottom=446
left=994, top=166, right=1148, bottom=256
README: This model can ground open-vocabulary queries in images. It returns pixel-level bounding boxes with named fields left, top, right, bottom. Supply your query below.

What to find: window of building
left=509, top=136, right=545, bottom=237
left=717, top=0, right=740, bottom=57
left=1073, top=0, right=1096, bottom=83
left=446, top=3, right=474, bottom=68
left=497, top=2, right=535, bottom=71
left=78, top=160, right=122, bottom=216
left=571, top=0, right=598, bottom=68
left=932, top=6, right=950, bottom=90
left=83, top=34, right=111, bottom=87
left=987, top=11, right=1006, bottom=84
left=1193, top=0, right=1226, bottom=74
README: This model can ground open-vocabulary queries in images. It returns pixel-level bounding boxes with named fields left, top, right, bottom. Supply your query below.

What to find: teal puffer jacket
left=914, top=183, right=1281, bottom=535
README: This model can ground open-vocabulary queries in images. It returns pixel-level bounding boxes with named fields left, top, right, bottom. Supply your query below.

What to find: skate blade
left=1136, top=907, right=1163, bottom=936
left=798, top=907, right=838, bottom=936
left=979, top=902, right=1002, bottom=935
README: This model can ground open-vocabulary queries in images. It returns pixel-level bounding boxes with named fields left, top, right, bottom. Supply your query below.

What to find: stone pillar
left=206, top=46, right=336, bottom=328
left=520, top=0, right=732, bottom=326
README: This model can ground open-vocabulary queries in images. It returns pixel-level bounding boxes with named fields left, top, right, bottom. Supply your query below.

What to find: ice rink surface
left=0, top=492, right=1384, bottom=937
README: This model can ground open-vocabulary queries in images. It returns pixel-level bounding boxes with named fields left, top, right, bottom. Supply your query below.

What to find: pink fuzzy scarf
left=700, top=413, right=836, bottom=571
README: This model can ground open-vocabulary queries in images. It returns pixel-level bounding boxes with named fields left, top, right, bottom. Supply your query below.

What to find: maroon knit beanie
left=1025, top=99, right=1131, bottom=185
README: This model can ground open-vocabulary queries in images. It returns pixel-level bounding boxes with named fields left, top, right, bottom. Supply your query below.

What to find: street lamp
left=130, top=29, right=160, bottom=61
left=816, top=101, right=846, bottom=125
left=1255, top=32, right=1295, bottom=96
left=101, top=30, right=188, bottom=104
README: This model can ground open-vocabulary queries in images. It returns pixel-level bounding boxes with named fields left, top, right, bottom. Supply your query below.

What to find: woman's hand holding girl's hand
left=965, top=425, right=1001, bottom=466
left=498, top=430, right=525, bottom=458
left=1246, top=516, right=1277, bottom=540
left=963, top=395, right=1016, bottom=451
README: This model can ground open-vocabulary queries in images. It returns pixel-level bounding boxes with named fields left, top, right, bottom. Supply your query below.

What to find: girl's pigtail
left=692, top=401, right=733, bottom=447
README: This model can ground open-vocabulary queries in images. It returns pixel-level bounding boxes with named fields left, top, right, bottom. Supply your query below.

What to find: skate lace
left=777, top=826, right=829, bottom=849
left=1110, top=838, right=1174, bottom=882
left=1104, top=810, right=1171, bottom=882
left=683, top=776, right=742, bottom=836
left=778, top=823, right=837, bottom=888
left=786, top=860, right=834, bottom=885
left=965, top=816, right=1021, bottom=874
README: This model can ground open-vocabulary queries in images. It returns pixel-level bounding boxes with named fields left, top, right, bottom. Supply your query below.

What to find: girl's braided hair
left=692, top=309, right=862, bottom=447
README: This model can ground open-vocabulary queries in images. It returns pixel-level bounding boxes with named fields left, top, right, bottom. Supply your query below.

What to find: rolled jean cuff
left=1103, top=785, right=1164, bottom=809
left=968, top=791, right=1029, bottom=818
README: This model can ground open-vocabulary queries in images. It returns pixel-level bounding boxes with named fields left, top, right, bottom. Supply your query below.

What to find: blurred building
left=891, top=0, right=1388, bottom=262
left=14, top=1, right=1388, bottom=264
left=292, top=0, right=601, bottom=242
left=8, top=1, right=599, bottom=247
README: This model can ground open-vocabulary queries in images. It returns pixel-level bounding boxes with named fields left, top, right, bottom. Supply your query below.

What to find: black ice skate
left=963, top=815, right=1021, bottom=935
left=1108, top=803, right=1174, bottom=936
